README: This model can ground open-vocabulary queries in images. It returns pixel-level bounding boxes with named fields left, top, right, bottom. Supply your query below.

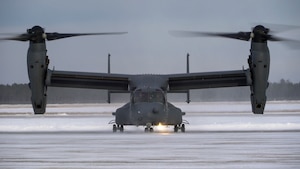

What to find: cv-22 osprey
left=1, top=25, right=295, bottom=132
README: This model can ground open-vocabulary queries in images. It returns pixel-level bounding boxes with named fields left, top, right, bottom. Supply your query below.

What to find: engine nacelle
left=248, top=42, right=270, bottom=114
left=27, top=42, right=49, bottom=114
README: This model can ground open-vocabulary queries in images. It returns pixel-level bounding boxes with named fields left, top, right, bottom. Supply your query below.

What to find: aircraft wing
left=46, top=70, right=130, bottom=91
left=167, top=69, right=251, bottom=91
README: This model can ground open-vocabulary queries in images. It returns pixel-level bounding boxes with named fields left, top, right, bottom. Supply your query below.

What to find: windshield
left=133, top=90, right=164, bottom=103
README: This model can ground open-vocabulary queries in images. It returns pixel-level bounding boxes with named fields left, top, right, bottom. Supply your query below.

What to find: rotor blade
left=253, top=23, right=300, bottom=33
left=268, top=35, right=300, bottom=49
left=268, top=35, right=288, bottom=41
left=46, top=32, right=127, bottom=41
left=268, top=34, right=300, bottom=43
left=169, top=31, right=251, bottom=41
left=0, top=33, right=30, bottom=41
left=169, top=30, right=210, bottom=37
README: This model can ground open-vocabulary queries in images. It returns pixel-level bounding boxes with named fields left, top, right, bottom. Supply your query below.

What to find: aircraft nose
left=134, top=103, right=165, bottom=124
left=152, top=107, right=159, bottom=114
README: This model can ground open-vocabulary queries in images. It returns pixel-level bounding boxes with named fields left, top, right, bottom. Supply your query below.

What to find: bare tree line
left=1, top=79, right=299, bottom=104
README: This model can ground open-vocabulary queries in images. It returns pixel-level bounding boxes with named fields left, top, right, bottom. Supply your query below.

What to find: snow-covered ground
left=1, top=100, right=300, bottom=114
left=0, top=101, right=300, bottom=132
left=1, top=101, right=300, bottom=169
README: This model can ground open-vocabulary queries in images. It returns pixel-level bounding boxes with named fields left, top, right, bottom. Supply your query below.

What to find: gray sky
left=1, top=0, right=300, bottom=84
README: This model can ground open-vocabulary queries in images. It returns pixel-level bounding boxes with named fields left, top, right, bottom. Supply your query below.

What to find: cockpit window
left=133, top=90, right=164, bottom=103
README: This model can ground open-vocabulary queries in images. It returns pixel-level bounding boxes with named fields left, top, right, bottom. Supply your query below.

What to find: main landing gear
left=174, top=124, right=185, bottom=132
left=109, top=120, right=124, bottom=132
left=109, top=121, right=188, bottom=133
left=113, top=124, right=124, bottom=132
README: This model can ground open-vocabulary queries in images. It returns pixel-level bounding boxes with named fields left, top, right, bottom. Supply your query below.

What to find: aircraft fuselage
left=113, top=87, right=184, bottom=130
left=114, top=102, right=184, bottom=126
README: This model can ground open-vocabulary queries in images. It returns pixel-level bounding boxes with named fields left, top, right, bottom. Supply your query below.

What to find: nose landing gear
left=174, top=124, right=185, bottom=132
left=109, top=120, right=124, bottom=132
left=145, top=123, right=154, bottom=132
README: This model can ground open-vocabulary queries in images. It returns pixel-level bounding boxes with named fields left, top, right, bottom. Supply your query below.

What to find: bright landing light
left=156, top=123, right=170, bottom=133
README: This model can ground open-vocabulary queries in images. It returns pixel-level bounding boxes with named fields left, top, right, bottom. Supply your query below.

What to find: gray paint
left=6, top=25, right=275, bottom=131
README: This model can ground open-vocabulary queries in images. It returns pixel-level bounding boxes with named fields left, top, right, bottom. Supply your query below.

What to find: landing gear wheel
left=120, top=125, right=124, bottom=132
left=145, top=123, right=154, bottom=133
left=150, top=127, right=154, bottom=132
left=112, top=124, right=124, bottom=132
left=174, top=124, right=185, bottom=133
left=145, top=127, right=154, bottom=133
left=181, top=124, right=185, bottom=133
left=113, top=124, right=117, bottom=132
left=174, top=125, right=179, bottom=132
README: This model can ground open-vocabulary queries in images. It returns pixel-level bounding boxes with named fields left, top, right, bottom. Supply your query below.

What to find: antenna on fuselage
left=108, top=53, right=111, bottom=74
left=186, top=53, right=191, bottom=103
left=186, top=53, right=190, bottom=74
left=107, top=53, right=111, bottom=103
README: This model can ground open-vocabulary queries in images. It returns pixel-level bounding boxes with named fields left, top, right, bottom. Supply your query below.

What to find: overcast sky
left=1, top=0, right=300, bottom=85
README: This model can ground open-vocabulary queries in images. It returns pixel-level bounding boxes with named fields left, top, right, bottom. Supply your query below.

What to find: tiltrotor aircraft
left=1, top=25, right=296, bottom=132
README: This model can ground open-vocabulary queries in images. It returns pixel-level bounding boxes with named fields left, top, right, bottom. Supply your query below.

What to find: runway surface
left=0, top=101, right=300, bottom=169
left=1, top=131, right=299, bottom=169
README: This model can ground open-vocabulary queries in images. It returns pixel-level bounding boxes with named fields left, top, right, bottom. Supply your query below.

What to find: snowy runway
left=0, top=101, right=300, bottom=169
left=1, top=101, right=300, bottom=132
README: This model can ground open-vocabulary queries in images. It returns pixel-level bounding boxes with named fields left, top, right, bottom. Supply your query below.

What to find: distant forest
left=1, top=79, right=300, bottom=104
